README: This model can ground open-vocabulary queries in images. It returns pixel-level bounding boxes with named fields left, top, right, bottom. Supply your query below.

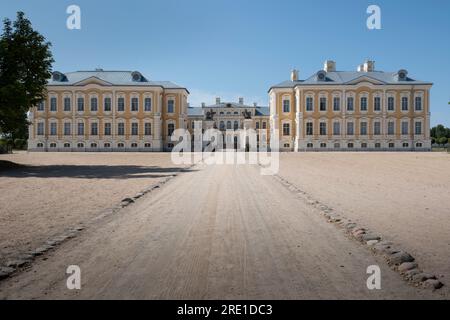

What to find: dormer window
left=397, top=69, right=408, bottom=81
left=317, top=70, right=327, bottom=81
left=52, top=71, right=66, bottom=82
left=131, top=71, right=143, bottom=82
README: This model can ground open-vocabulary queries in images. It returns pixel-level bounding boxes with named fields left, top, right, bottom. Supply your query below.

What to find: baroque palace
left=28, top=60, right=432, bottom=152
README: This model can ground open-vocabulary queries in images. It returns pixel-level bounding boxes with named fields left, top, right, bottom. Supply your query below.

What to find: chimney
left=357, top=64, right=364, bottom=72
left=215, top=97, right=221, bottom=104
left=323, top=60, right=336, bottom=72
left=362, top=60, right=375, bottom=72
left=239, top=97, right=244, bottom=105
left=201, top=102, right=205, bottom=108
left=290, top=69, right=299, bottom=81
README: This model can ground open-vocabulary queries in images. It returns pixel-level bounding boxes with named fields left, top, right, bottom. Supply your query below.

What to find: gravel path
left=0, top=163, right=435, bottom=299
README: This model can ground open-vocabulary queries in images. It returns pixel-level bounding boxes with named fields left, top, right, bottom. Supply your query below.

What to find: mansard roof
left=270, top=70, right=432, bottom=91
left=47, top=70, right=188, bottom=92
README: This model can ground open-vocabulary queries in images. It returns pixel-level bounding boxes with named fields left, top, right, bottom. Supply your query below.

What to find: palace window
left=388, top=122, right=395, bottom=135
left=90, top=97, right=98, bottom=112
left=374, top=122, right=381, bottom=135
left=118, top=143, right=125, bottom=148
left=234, top=121, right=239, bottom=130
left=144, top=143, right=151, bottom=148
left=131, top=123, right=139, bottom=136
left=374, top=97, right=381, bottom=111
left=37, top=123, right=44, bottom=135
left=307, top=143, right=313, bottom=148
left=334, top=142, right=340, bottom=148
left=347, top=122, right=354, bottom=135
left=333, top=122, right=340, bottom=135
left=145, top=123, right=152, bottom=136
left=416, top=142, right=423, bottom=148
left=131, top=97, right=139, bottom=112
left=360, top=97, right=368, bottom=111
left=64, top=123, right=71, bottom=136
left=168, top=123, right=175, bottom=136
left=319, top=97, right=327, bottom=112
left=360, top=122, right=367, bottom=135
left=50, top=143, right=57, bottom=148
left=320, top=143, right=327, bottom=148
left=77, top=122, right=84, bottom=135
left=37, top=143, right=44, bottom=148
left=64, top=143, right=71, bottom=148
left=131, top=143, right=138, bottom=148
left=104, top=123, right=112, bottom=136
left=306, top=122, right=313, bottom=136
left=256, top=122, right=260, bottom=130
left=389, top=142, right=395, bottom=148
left=50, top=97, right=57, bottom=112
left=144, top=97, right=152, bottom=112
left=91, top=143, right=97, bottom=148
left=117, top=97, right=125, bottom=112
left=104, top=97, right=112, bottom=112
left=50, top=123, right=57, bottom=136
left=347, top=143, right=354, bottom=148
left=347, top=97, right=354, bottom=111
left=283, top=99, right=290, bottom=113
left=401, top=121, right=409, bottom=135
left=319, top=122, right=327, bottom=135
left=104, top=143, right=111, bottom=148
left=283, top=123, right=290, bottom=136
left=415, top=122, right=422, bottom=135
left=226, top=121, right=232, bottom=130
left=167, top=99, right=175, bottom=113
left=333, top=97, right=340, bottom=111
left=415, top=96, right=422, bottom=111
left=375, top=143, right=381, bottom=148
left=37, top=101, right=45, bottom=111
left=361, top=143, right=367, bottom=149
left=401, top=97, right=409, bottom=111
left=403, top=142, right=409, bottom=148
left=64, top=97, right=71, bottom=112
left=220, top=121, right=225, bottom=130
left=77, top=142, right=84, bottom=148
left=117, top=123, right=125, bottom=136
left=77, top=97, right=84, bottom=112
left=387, top=97, right=395, bottom=111
left=306, top=97, right=313, bottom=111
left=91, top=122, right=98, bottom=136
left=262, top=122, right=267, bottom=129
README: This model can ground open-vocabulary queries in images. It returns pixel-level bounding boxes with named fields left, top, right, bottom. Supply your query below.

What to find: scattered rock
left=412, top=273, right=436, bottom=283
left=33, top=245, right=52, bottom=256
left=121, top=197, right=135, bottom=204
left=352, top=229, right=366, bottom=237
left=404, top=269, right=421, bottom=279
left=362, top=234, right=381, bottom=242
left=423, top=279, right=444, bottom=290
left=366, top=240, right=379, bottom=246
left=6, top=259, right=28, bottom=268
left=387, top=251, right=415, bottom=265
left=345, top=223, right=357, bottom=230
left=0, top=267, right=15, bottom=280
left=398, top=262, right=418, bottom=272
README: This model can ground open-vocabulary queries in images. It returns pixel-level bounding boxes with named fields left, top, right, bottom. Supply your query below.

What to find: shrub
left=13, top=138, right=27, bottom=150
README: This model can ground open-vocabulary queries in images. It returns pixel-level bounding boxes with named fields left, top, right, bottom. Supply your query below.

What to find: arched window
left=168, top=123, right=175, bottom=136
left=50, top=143, right=57, bottom=148
left=77, top=143, right=84, bottom=148
left=64, top=143, right=71, bottom=148
left=90, top=143, right=97, bottom=148
left=234, top=121, right=239, bottom=130
left=104, top=143, right=111, bottom=148
left=37, top=143, right=44, bottom=148
left=144, top=143, right=151, bottom=148
left=131, top=143, right=138, bottom=148
left=226, top=121, right=232, bottom=130
left=118, top=143, right=125, bottom=148
left=220, top=121, right=225, bottom=130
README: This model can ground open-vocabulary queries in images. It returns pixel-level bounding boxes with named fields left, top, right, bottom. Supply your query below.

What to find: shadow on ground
left=0, top=163, right=195, bottom=179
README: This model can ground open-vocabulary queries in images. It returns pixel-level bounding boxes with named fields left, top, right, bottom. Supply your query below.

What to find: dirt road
left=0, top=163, right=433, bottom=299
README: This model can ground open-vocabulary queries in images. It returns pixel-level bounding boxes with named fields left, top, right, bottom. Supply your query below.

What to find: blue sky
left=1, top=0, right=449, bottom=126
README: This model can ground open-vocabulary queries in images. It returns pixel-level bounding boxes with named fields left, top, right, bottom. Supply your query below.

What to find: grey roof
left=202, top=102, right=257, bottom=109
left=270, top=70, right=432, bottom=90
left=47, top=70, right=188, bottom=91
left=255, top=107, right=269, bottom=116
left=187, top=107, right=204, bottom=116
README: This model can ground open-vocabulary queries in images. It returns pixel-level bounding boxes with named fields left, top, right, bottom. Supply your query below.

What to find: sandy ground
left=277, top=153, right=450, bottom=287
left=0, top=163, right=434, bottom=299
left=0, top=152, right=190, bottom=266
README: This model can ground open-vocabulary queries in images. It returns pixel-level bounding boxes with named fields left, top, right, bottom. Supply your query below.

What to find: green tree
left=0, top=11, right=53, bottom=139
left=438, top=136, right=448, bottom=146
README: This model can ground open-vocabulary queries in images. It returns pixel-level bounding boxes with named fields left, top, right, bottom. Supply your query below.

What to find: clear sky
left=1, top=0, right=449, bottom=126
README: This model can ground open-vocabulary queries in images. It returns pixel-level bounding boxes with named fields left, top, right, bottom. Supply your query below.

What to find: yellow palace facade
left=28, top=70, right=189, bottom=152
left=269, top=60, right=432, bottom=151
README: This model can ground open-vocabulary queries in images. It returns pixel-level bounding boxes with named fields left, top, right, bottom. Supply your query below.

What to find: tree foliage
left=0, top=11, right=54, bottom=139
